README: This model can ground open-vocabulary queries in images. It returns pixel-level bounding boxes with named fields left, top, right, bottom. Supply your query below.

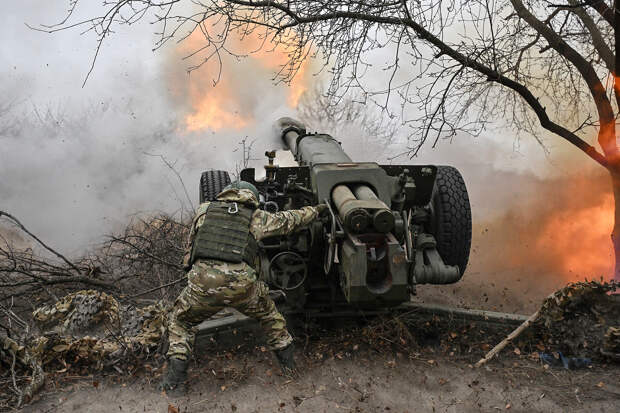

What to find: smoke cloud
left=1, top=2, right=307, bottom=253
left=1, top=2, right=615, bottom=311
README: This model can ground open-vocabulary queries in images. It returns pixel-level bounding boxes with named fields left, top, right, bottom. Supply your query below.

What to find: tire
left=429, top=166, right=472, bottom=276
left=199, top=170, right=231, bottom=203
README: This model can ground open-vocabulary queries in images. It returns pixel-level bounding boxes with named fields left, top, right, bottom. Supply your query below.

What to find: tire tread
left=432, top=166, right=472, bottom=275
left=199, top=170, right=232, bottom=203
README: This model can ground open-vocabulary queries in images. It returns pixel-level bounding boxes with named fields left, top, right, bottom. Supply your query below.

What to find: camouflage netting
left=1, top=290, right=168, bottom=408
left=31, top=290, right=168, bottom=363
left=532, top=281, right=620, bottom=360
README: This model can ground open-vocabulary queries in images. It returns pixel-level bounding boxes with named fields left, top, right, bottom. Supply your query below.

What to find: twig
left=475, top=309, right=540, bottom=367
left=126, top=275, right=187, bottom=299
left=10, top=351, right=24, bottom=407
left=0, top=211, right=81, bottom=274
left=0, top=302, right=28, bottom=330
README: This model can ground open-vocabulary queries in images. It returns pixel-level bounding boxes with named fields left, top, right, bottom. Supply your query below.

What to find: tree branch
left=567, top=0, right=614, bottom=72
left=510, top=0, right=617, bottom=160
left=0, top=211, right=82, bottom=274
left=548, top=0, right=614, bottom=25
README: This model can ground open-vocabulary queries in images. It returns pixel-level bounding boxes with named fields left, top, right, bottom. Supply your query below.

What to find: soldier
left=161, top=181, right=326, bottom=393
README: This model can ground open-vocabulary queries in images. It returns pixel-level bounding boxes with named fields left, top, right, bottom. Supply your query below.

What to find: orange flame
left=535, top=191, right=614, bottom=278
left=239, top=34, right=311, bottom=108
left=172, top=28, right=312, bottom=133
left=478, top=171, right=614, bottom=282
left=184, top=87, right=250, bottom=132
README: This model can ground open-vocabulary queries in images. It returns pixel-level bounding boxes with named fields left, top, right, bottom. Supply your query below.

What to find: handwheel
left=269, top=252, right=307, bottom=290
left=323, top=199, right=336, bottom=275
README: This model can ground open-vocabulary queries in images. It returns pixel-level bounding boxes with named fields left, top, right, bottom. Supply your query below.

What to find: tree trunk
left=611, top=171, right=620, bottom=282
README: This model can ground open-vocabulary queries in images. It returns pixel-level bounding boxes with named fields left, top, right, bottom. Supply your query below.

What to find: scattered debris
left=538, top=352, right=592, bottom=370
left=477, top=281, right=619, bottom=367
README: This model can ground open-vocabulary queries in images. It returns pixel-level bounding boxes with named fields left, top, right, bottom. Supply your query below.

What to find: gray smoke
left=0, top=2, right=305, bottom=254
left=2, top=0, right=607, bottom=287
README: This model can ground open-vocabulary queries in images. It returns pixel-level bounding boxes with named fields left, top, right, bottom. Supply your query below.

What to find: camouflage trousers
left=167, top=259, right=292, bottom=361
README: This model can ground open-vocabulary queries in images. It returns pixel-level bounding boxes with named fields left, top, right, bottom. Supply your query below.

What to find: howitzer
left=199, top=118, right=472, bottom=309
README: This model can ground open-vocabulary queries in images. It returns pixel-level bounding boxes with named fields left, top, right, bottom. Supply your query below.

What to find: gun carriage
left=199, top=118, right=471, bottom=311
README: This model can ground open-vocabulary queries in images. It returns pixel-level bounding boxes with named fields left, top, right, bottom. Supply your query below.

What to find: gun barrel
left=276, top=118, right=393, bottom=234
left=282, top=128, right=302, bottom=155
left=277, top=117, right=352, bottom=166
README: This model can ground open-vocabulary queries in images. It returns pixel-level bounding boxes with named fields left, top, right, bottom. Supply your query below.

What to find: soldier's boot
left=160, top=357, right=189, bottom=395
left=274, top=343, right=298, bottom=378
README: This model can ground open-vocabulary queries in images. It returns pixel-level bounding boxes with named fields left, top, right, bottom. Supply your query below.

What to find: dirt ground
left=20, top=345, right=620, bottom=413
left=20, top=297, right=620, bottom=413
left=13, top=264, right=620, bottom=413
left=416, top=254, right=572, bottom=316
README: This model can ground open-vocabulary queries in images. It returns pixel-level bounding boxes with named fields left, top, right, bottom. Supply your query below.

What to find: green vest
left=190, top=201, right=259, bottom=269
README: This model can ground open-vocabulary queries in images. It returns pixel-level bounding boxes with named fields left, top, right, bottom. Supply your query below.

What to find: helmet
left=222, top=181, right=259, bottom=200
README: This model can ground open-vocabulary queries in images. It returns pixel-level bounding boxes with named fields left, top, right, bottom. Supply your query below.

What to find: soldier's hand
left=315, top=203, right=329, bottom=216
left=182, top=253, right=192, bottom=271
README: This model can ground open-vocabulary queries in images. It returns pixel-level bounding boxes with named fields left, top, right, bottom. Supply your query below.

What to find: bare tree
left=232, top=136, right=258, bottom=180
left=43, top=0, right=620, bottom=280
left=297, top=84, right=398, bottom=156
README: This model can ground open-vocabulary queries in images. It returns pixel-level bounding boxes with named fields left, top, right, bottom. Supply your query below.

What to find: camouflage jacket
left=182, top=188, right=320, bottom=269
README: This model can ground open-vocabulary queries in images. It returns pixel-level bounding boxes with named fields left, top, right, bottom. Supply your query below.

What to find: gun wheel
left=429, top=166, right=472, bottom=276
left=199, top=170, right=231, bottom=203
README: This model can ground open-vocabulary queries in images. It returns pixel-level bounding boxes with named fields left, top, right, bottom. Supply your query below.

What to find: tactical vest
left=190, top=201, right=259, bottom=269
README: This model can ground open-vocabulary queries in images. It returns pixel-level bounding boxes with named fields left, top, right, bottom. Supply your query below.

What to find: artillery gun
left=199, top=118, right=471, bottom=310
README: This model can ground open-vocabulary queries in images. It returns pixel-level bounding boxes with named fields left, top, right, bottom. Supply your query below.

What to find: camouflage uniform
left=167, top=188, right=320, bottom=361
